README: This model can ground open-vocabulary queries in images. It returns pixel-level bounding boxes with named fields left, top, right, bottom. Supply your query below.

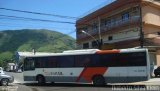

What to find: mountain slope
left=0, top=29, right=75, bottom=63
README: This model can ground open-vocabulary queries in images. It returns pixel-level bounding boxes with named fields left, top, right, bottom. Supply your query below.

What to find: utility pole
left=139, top=3, right=144, bottom=48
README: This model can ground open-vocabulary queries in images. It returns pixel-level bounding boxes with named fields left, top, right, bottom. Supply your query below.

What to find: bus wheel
left=92, top=75, right=105, bottom=86
left=37, top=75, right=45, bottom=85
left=155, top=74, right=158, bottom=77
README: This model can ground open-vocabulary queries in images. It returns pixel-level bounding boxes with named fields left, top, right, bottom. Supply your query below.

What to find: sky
left=0, top=0, right=114, bottom=38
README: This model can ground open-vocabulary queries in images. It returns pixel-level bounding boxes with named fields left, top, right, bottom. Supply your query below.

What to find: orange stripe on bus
left=76, top=67, right=108, bottom=83
left=96, top=50, right=120, bottom=54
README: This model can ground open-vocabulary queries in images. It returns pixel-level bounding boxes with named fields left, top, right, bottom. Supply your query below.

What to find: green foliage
left=0, top=29, right=75, bottom=66
left=0, top=51, right=13, bottom=61
left=0, top=51, right=13, bottom=66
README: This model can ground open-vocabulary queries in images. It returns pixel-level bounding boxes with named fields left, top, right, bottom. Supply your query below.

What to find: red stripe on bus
left=76, top=68, right=87, bottom=82
left=76, top=67, right=108, bottom=83
left=96, top=50, right=120, bottom=54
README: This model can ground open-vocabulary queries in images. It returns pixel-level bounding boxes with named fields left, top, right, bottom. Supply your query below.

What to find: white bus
left=23, top=48, right=151, bottom=86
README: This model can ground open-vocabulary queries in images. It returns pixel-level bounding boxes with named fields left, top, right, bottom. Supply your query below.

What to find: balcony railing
left=77, top=16, right=140, bottom=40
left=101, top=16, right=140, bottom=32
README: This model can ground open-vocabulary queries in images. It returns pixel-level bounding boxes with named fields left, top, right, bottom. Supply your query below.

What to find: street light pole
left=98, top=17, right=103, bottom=49
left=98, top=16, right=102, bottom=41
left=81, top=30, right=100, bottom=48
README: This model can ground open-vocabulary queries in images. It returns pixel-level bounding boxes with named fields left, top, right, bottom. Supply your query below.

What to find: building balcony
left=77, top=16, right=140, bottom=41
left=101, top=16, right=140, bottom=32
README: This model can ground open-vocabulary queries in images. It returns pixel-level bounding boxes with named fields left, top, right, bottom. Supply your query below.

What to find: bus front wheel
left=92, top=75, right=106, bottom=86
left=37, top=75, right=45, bottom=85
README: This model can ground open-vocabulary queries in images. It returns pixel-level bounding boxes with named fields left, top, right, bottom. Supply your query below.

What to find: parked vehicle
left=6, top=63, right=16, bottom=72
left=154, top=66, right=160, bottom=77
left=0, top=67, right=14, bottom=86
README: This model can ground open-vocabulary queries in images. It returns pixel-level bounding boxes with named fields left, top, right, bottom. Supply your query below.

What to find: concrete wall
left=156, top=50, right=160, bottom=66
left=142, top=5, right=160, bottom=27
left=143, top=25, right=160, bottom=35
left=102, top=27, right=140, bottom=44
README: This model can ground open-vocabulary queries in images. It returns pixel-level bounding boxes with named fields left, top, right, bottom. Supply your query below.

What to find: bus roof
left=96, top=48, right=148, bottom=54
left=18, top=48, right=148, bottom=58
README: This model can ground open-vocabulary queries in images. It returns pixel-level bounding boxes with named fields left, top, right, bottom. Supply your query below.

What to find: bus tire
left=37, top=75, right=45, bottom=85
left=155, top=74, right=158, bottom=77
left=92, top=75, right=106, bottom=86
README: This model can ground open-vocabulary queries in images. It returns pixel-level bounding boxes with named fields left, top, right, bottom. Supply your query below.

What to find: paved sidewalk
left=111, top=78, right=160, bottom=85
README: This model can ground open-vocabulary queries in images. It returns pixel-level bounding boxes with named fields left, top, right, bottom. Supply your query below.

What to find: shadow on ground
left=19, top=83, right=112, bottom=88
left=19, top=83, right=146, bottom=89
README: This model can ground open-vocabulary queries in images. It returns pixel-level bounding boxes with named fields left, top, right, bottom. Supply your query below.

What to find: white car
left=0, top=67, right=14, bottom=86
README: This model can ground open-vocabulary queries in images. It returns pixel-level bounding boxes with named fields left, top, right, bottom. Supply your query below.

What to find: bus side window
left=36, top=57, right=46, bottom=68
left=127, top=52, right=147, bottom=66
left=58, top=56, right=74, bottom=67
left=35, top=58, right=41, bottom=68
left=101, top=54, right=114, bottom=67
left=48, top=57, right=57, bottom=68
left=83, top=57, right=91, bottom=67
left=75, top=56, right=83, bottom=67
left=75, top=55, right=91, bottom=67
left=91, top=54, right=102, bottom=67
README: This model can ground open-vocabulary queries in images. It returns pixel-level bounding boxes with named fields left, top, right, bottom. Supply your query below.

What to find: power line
left=0, top=23, right=75, bottom=31
left=0, top=14, right=75, bottom=24
left=0, top=7, right=79, bottom=20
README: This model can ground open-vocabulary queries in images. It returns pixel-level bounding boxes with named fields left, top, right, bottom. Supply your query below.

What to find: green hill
left=0, top=29, right=75, bottom=65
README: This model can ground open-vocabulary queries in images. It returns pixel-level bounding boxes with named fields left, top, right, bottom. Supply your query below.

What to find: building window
left=92, top=23, right=98, bottom=31
left=92, top=40, right=98, bottom=48
left=111, top=18, right=116, bottom=25
left=108, top=36, right=113, bottom=41
left=122, top=12, right=129, bottom=21
left=104, top=19, right=111, bottom=27
left=83, top=43, right=89, bottom=49
left=132, top=6, right=139, bottom=15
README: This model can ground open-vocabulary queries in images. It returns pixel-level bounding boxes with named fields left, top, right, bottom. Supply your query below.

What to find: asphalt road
left=5, top=72, right=114, bottom=91
left=3, top=72, right=160, bottom=91
left=25, top=83, right=114, bottom=91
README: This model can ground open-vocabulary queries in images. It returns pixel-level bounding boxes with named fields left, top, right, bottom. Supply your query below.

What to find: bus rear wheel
left=92, top=75, right=106, bottom=86
left=37, top=75, right=45, bottom=85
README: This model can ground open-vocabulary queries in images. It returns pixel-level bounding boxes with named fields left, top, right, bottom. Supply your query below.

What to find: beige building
left=76, top=0, right=160, bottom=65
